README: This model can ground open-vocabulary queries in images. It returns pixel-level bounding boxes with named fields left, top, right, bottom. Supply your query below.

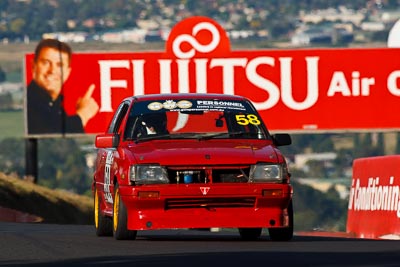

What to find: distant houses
left=42, top=28, right=151, bottom=44
left=40, top=27, right=269, bottom=44
left=33, top=5, right=400, bottom=46
left=291, top=26, right=353, bottom=46
left=291, top=6, right=400, bottom=46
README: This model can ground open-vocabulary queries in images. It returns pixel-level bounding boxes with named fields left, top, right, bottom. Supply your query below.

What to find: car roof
left=124, top=93, right=249, bottom=103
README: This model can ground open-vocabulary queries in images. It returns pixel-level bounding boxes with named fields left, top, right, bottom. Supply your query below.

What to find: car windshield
left=123, top=98, right=271, bottom=142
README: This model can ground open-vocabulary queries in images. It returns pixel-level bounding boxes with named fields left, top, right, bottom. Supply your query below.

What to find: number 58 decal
left=235, top=114, right=261, bottom=125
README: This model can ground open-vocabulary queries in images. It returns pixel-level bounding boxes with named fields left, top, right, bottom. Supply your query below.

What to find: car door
left=95, top=100, right=131, bottom=210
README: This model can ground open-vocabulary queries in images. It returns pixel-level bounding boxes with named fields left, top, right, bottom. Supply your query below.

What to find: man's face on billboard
left=32, top=47, right=71, bottom=100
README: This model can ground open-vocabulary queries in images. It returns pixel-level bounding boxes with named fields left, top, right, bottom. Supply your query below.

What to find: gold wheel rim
left=94, top=189, right=99, bottom=229
left=113, top=188, right=119, bottom=232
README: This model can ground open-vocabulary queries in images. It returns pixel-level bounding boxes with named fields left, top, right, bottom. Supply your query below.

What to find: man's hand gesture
left=76, top=84, right=99, bottom=127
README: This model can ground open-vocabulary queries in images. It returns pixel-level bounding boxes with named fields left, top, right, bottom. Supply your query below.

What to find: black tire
left=268, top=200, right=294, bottom=241
left=113, top=184, right=137, bottom=240
left=238, top=228, right=262, bottom=240
left=94, top=188, right=113, bottom=236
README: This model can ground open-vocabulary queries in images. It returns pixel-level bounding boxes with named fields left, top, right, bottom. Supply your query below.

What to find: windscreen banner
left=347, top=155, right=400, bottom=239
left=24, top=16, right=400, bottom=137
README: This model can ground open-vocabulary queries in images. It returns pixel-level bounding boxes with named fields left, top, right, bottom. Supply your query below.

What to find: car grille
left=166, top=167, right=250, bottom=184
left=165, top=197, right=256, bottom=210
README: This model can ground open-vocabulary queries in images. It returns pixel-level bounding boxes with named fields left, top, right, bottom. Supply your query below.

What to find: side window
left=123, top=115, right=139, bottom=140
left=107, top=102, right=130, bottom=134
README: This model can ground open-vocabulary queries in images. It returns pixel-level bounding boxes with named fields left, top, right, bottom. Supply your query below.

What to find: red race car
left=93, top=93, right=293, bottom=241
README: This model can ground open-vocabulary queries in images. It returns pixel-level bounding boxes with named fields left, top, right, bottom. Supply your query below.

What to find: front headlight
left=129, top=165, right=169, bottom=185
left=249, top=163, right=286, bottom=183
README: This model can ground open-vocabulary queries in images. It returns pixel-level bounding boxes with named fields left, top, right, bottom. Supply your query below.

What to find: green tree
left=376, top=133, right=385, bottom=155
left=333, top=149, right=353, bottom=177
left=0, top=93, right=13, bottom=110
left=38, top=138, right=92, bottom=194
left=25, top=0, right=54, bottom=39
left=353, top=133, right=361, bottom=156
left=358, top=133, right=384, bottom=157
left=10, top=18, right=25, bottom=34
left=0, top=137, right=92, bottom=194
left=307, top=160, right=326, bottom=177
left=292, top=181, right=347, bottom=231
left=0, top=66, right=6, bottom=82
left=0, top=138, right=25, bottom=177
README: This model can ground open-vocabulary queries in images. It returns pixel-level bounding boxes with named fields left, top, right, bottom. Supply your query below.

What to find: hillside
left=0, top=172, right=93, bottom=224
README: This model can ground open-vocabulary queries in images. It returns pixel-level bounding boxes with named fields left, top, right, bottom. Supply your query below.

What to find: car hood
left=126, top=139, right=281, bottom=165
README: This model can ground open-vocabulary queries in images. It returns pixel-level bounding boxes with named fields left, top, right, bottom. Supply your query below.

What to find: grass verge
left=0, top=172, right=93, bottom=224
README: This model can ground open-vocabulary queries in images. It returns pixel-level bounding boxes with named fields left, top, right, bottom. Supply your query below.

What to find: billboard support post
left=25, top=138, right=38, bottom=183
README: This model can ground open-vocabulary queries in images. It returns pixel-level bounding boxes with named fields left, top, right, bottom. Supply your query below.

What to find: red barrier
left=347, top=155, right=400, bottom=239
left=0, top=206, right=43, bottom=223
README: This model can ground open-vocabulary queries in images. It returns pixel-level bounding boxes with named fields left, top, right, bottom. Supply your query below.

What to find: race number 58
left=235, top=114, right=261, bottom=125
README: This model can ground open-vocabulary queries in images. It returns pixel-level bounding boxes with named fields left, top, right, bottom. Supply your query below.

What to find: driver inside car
left=136, top=112, right=168, bottom=137
left=142, top=121, right=157, bottom=135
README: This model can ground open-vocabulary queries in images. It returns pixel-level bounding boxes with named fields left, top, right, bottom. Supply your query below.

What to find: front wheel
left=113, top=184, right=137, bottom=240
left=268, top=200, right=294, bottom=241
left=94, top=188, right=112, bottom=236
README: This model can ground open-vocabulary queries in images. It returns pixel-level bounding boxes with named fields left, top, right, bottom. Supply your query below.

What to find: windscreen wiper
left=197, top=132, right=229, bottom=141
left=134, top=134, right=171, bottom=143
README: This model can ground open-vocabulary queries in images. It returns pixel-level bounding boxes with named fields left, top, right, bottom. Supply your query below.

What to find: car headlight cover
left=249, top=163, right=285, bottom=183
left=130, top=165, right=169, bottom=184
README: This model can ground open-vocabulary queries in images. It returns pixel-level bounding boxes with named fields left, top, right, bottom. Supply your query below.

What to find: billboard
left=24, top=16, right=400, bottom=137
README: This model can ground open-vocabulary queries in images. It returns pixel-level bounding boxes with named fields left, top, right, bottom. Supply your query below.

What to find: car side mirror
left=272, top=133, right=292, bottom=146
left=95, top=133, right=120, bottom=148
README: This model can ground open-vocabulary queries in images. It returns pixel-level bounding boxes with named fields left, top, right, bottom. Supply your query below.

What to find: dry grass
left=0, top=172, right=93, bottom=224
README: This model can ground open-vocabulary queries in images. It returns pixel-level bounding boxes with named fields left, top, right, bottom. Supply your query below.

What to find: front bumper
left=118, top=183, right=292, bottom=230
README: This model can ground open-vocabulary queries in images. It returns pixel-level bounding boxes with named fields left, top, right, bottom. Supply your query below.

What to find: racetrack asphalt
left=0, top=222, right=399, bottom=267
